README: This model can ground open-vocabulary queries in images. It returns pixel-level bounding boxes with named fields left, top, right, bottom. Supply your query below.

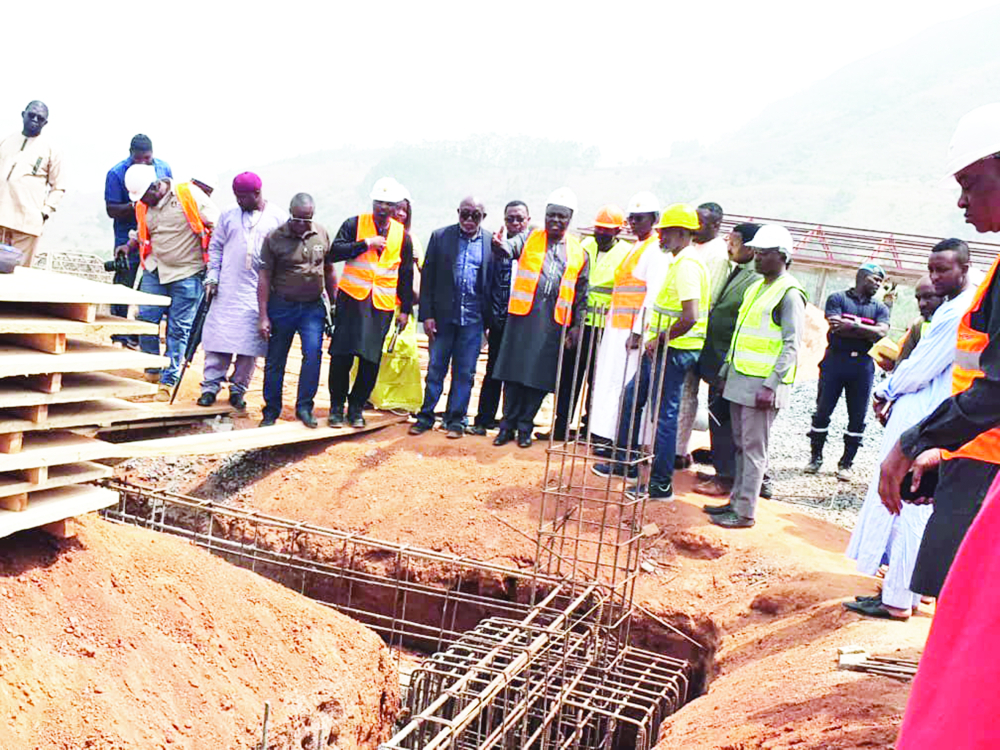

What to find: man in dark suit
left=409, top=196, right=494, bottom=438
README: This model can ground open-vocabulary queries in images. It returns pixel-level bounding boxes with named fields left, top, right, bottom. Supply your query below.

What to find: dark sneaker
left=804, top=458, right=822, bottom=474
left=466, top=424, right=488, bottom=436
left=196, top=392, right=217, bottom=407
left=626, top=481, right=673, bottom=501
left=259, top=415, right=277, bottom=427
left=349, top=413, right=366, bottom=428
left=327, top=408, right=344, bottom=427
left=703, top=502, right=734, bottom=515
left=591, top=463, right=637, bottom=480
left=446, top=426, right=464, bottom=439
left=759, top=477, right=773, bottom=499
left=408, top=422, right=432, bottom=436
left=709, top=510, right=755, bottom=529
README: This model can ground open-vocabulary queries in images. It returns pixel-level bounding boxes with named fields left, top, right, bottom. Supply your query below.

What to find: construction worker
left=0, top=101, right=65, bottom=267
left=806, top=261, right=890, bottom=479
left=124, top=163, right=219, bottom=401
left=593, top=204, right=708, bottom=501
left=492, top=188, right=590, bottom=449
left=327, top=178, right=416, bottom=428
left=539, top=204, right=629, bottom=441
left=705, top=224, right=806, bottom=528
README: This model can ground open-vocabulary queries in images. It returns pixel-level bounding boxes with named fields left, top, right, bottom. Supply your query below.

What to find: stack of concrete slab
left=0, top=266, right=169, bottom=538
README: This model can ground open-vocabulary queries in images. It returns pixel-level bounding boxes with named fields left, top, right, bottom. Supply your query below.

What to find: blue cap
left=859, top=262, right=886, bottom=278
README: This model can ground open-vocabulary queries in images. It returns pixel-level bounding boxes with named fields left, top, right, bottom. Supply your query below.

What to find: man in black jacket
left=410, top=196, right=494, bottom=438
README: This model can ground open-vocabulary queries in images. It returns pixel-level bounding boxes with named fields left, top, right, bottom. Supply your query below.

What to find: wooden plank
left=0, top=493, right=27, bottom=512
left=26, top=373, right=61, bottom=393
left=38, top=302, right=96, bottom=323
left=0, top=309, right=157, bottom=336
left=0, top=398, right=150, bottom=434
left=0, top=432, right=22, bottom=454
left=0, top=372, right=156, bottom=409
left=40, top=518, right=73, bottom=539
left=0, top=332, right=66, bottom=354
left=0, top=484, right=117, bottom=538
left=0, top=339, right=167, bottom=378
left=0, top=461, right=111, bottom=499
left=8, top=404, right=47, bottom=424
left=0, top=432, right=116, bottom=472
left=0, top=267, right=170, bottom=306
left=21, top=466, right=47, bottom=485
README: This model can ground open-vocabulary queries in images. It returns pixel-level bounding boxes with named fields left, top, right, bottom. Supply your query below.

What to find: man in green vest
left=541, top=204, right=630, bottom=441
left=706, top=224, right=806, bottom=528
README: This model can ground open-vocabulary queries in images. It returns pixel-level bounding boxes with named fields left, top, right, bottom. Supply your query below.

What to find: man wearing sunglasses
left=0, top=101, right=65, bottom=267
left=410, top=197, right=494, bottom=438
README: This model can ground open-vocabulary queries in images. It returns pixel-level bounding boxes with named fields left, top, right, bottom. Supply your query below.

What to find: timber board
left=0, top=372, right=156, bottom=409
left=0, top=461, right=112, bottom=499
left=0, top=484, right=117, bottom=539
left=0, top=267, right=170, bottom=306
left=0, top=308, right=158, bottom=336
left=0, top=398, right=149, bottom=434
left=0, top=432, right=116, bottom=472
left=0, top=339, right=167, bottom=378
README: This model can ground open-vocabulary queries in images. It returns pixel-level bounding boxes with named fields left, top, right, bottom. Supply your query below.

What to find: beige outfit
left=142, top=181, right=219, bottom=284
left=0, top=131, right=65, bottom=267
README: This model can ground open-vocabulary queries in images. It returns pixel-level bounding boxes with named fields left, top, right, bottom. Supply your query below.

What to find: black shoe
left=703, top=502, right=734, bottom=515
left=349, top=413, right=366, bottom=428
left=446, top=426, right=464, bottom=439
left=409, top=422, right=432, bottom=436
left=296, top=408, right=318, bottom=428
left=327, top=407, right=344, bottom=427
left=466, top=424, right=488, bottom=436
left=493, top=429, right=515, bottom=446
left=759, top=478, right=773, bottom=499
left=709, top=510, right=755, bottom=529
left=804, top=456, right=822, bottom=474
left=591, top=462, right=638, bottom=480
left=197, top=392, right=217, bottom=407
left=228, top=392, right=247, bottom=411
left=517, top=432, right=532, bottom=448
left=259, top=415, right=277, bottom=427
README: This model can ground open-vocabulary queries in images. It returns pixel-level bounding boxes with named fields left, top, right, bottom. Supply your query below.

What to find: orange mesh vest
left=136, top=182, right=211, bottom=266
left=507, top=231, right=586, bottom=326
left=943, top=255, right=1000, bottom=463
left=340, top=214, right=404, bottom=311
left=609, top=235, right=657, bottom=329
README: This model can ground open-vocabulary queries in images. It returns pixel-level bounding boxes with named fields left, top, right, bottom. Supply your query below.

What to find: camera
left=104, top=255, right=129, bottom=273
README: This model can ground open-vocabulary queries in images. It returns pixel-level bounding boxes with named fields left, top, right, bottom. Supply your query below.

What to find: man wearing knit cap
left=198, top=172, right=287, bottom=411
left=491, top=188, right=590, bottom=449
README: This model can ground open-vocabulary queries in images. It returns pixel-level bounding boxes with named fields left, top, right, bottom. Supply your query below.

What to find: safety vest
left=136, top=182, right=211, bottom=266
left=583, top=236, right=632, bottom=326
left=728, top=274, right=806, bottom=384
left=943, top=255, right=1000, bottom=463
left=508, top=230, right=586, bottom=327
left=608, top=235, right=658, bottom=330
left=340, top=213, right=404, bottom=311
left=649, top=247, right=709, bottom=350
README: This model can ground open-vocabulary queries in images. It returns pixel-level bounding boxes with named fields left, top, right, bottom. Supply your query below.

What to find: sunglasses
left=459, top=209, right=485, bottom=222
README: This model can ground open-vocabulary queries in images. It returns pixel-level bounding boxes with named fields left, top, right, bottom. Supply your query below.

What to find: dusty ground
left=0, top=516, right=397, bottom=750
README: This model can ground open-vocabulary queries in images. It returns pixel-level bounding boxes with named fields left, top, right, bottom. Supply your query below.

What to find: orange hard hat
left=594, top=204, right=626, bottom=229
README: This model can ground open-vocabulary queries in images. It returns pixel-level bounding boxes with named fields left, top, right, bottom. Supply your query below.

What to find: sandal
left=843, top=599, right=910, bottom=620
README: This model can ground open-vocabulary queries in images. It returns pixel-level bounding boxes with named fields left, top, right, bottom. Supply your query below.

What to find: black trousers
left=500, top=382, right=548, bottom=435
left=911, top=457, right=1000, bottom=597
left=475, top=322, right=505, bottom=427
left=551, top=324, right=597, bottom=438
left=809, top=350, right=875, bottom=440
left=328, top=354, right=379, bottom=414
left=707, top=383, right=736, bottom=480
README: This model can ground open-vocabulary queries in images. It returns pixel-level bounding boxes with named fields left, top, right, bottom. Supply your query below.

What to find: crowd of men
left=6, top=98, right=1000, bottom=744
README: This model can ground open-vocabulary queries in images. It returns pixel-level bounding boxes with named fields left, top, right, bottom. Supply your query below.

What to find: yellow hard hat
left=594, top=204, right=626, bottom=228
left=656, top=203, right=700, bottom=230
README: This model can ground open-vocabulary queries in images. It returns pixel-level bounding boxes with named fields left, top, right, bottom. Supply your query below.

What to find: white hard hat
left=627, top=191, right=660, bottom=214
left=546, top=187, right=577, bottom=213
left=370, top=177, right=407, bottom=203
left=125, top=163, right=158, bottom=202
left=747, top=223, right=795, bottom=257
left=945, top=103, right=1000, bottom=180
left=397, top=183, right=411, bottom=202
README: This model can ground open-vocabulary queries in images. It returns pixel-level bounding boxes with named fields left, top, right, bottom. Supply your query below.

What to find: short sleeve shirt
left=143, top=182, right=218, bottom=284
left=825, top=288, right=890, bottom=354
left=260, top=222, right=331, bottom=302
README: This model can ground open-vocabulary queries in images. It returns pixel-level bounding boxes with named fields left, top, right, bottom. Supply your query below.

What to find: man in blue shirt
left=410, top=196, right=493, bottom=438
left=104, top=134, right=172, bottom=344
left=806, top=262, right=890, bottom=479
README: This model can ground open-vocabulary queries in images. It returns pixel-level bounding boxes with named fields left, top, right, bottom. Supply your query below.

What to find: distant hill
left=42, top=4, right=1000, bottom=256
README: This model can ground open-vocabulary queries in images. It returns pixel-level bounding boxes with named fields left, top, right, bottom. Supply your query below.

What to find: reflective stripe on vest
left=507, top=231, right=586, bottom=327
left=610, top=235, right=657, bottom=330
left=943, top=254, right=1000, bottom=463
left=340, top=213, right=404, bottom=311
left=649, top=249, right=709, bottom=350
left=136, top=182, right=211, bottom=267
left=584, top=237, right=632, bottom=326
left=728, top=274, right=806, bottom=385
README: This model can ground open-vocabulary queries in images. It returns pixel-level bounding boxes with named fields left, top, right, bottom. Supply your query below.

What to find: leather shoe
left=409, top=422, right=431, bottom=436
left=709, top=510, right=755, bottom=529
left=759, top=477, right=773, bottom=499
left=466, top=424, right=487, bottom=436
left=259, top=415, right=277, bottom=427
left=296, top=408, right=318, bottom=428
left=517, top=432, right=532, bottom=448
left=446, top=427, right=464, bottom=439
left=493, top=429, right=515, bottom=446
left=349, top=413, right=366, bottom=428
left=228, top=392, right=247, bottom=411
left=327, top=408, right=344, bottom=427
left=197, top=392, right=217, bottom=407
left=693, top=478, right=732, bottom=497
left=702, top=502, right=734, bottom=515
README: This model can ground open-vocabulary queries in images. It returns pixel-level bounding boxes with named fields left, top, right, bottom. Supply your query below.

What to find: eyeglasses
left=459, top=209, right=484, bottom=222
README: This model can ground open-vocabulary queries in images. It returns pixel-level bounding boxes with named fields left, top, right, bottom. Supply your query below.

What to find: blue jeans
left=615, top=348, right=699, bottom=485
left=262, top=296, right=325, bottom=420
left=416, top=319, right=483, bottom=429
left=137, top=269, right=204, bottom=386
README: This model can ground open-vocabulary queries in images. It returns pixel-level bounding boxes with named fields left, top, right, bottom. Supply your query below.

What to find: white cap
left=125, top=164, right=158, bottom=202
left=945, top=103, right=1000, bottom=180
left=747, top=223, right=795, bottom=258
left=627, top=191, right=659, bottom=214
left=191, top=173, right=218, bottom=192
left=546, top=187, right=577, bottom=213
left=370, top=177, right=407, bottom=203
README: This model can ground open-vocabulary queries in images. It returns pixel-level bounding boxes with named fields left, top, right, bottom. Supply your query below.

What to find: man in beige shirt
left=0, top=101, right=65, bottom=266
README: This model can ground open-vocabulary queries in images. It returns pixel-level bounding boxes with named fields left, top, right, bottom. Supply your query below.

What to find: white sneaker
left=836, top=466, right=853, bottom=482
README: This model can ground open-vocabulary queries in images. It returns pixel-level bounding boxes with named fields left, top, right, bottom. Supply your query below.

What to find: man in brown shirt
left=258, top=192, right=337, bottom=427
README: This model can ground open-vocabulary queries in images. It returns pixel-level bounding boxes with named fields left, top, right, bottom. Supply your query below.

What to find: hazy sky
left=4, top=0, right=999, bottom=192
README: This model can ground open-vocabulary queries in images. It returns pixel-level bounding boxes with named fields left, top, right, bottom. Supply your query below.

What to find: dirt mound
left=0, top=516, right=397, bottom=749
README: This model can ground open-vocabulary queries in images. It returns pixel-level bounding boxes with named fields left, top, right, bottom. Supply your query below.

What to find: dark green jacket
left=698, top=262, right=761, bottom=382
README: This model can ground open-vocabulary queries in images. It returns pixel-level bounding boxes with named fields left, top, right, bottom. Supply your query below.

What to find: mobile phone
left=900, top=469, right=938, bottom=500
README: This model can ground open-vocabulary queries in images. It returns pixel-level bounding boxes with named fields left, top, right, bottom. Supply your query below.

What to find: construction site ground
left=4, top=304, right=925, bottom=749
